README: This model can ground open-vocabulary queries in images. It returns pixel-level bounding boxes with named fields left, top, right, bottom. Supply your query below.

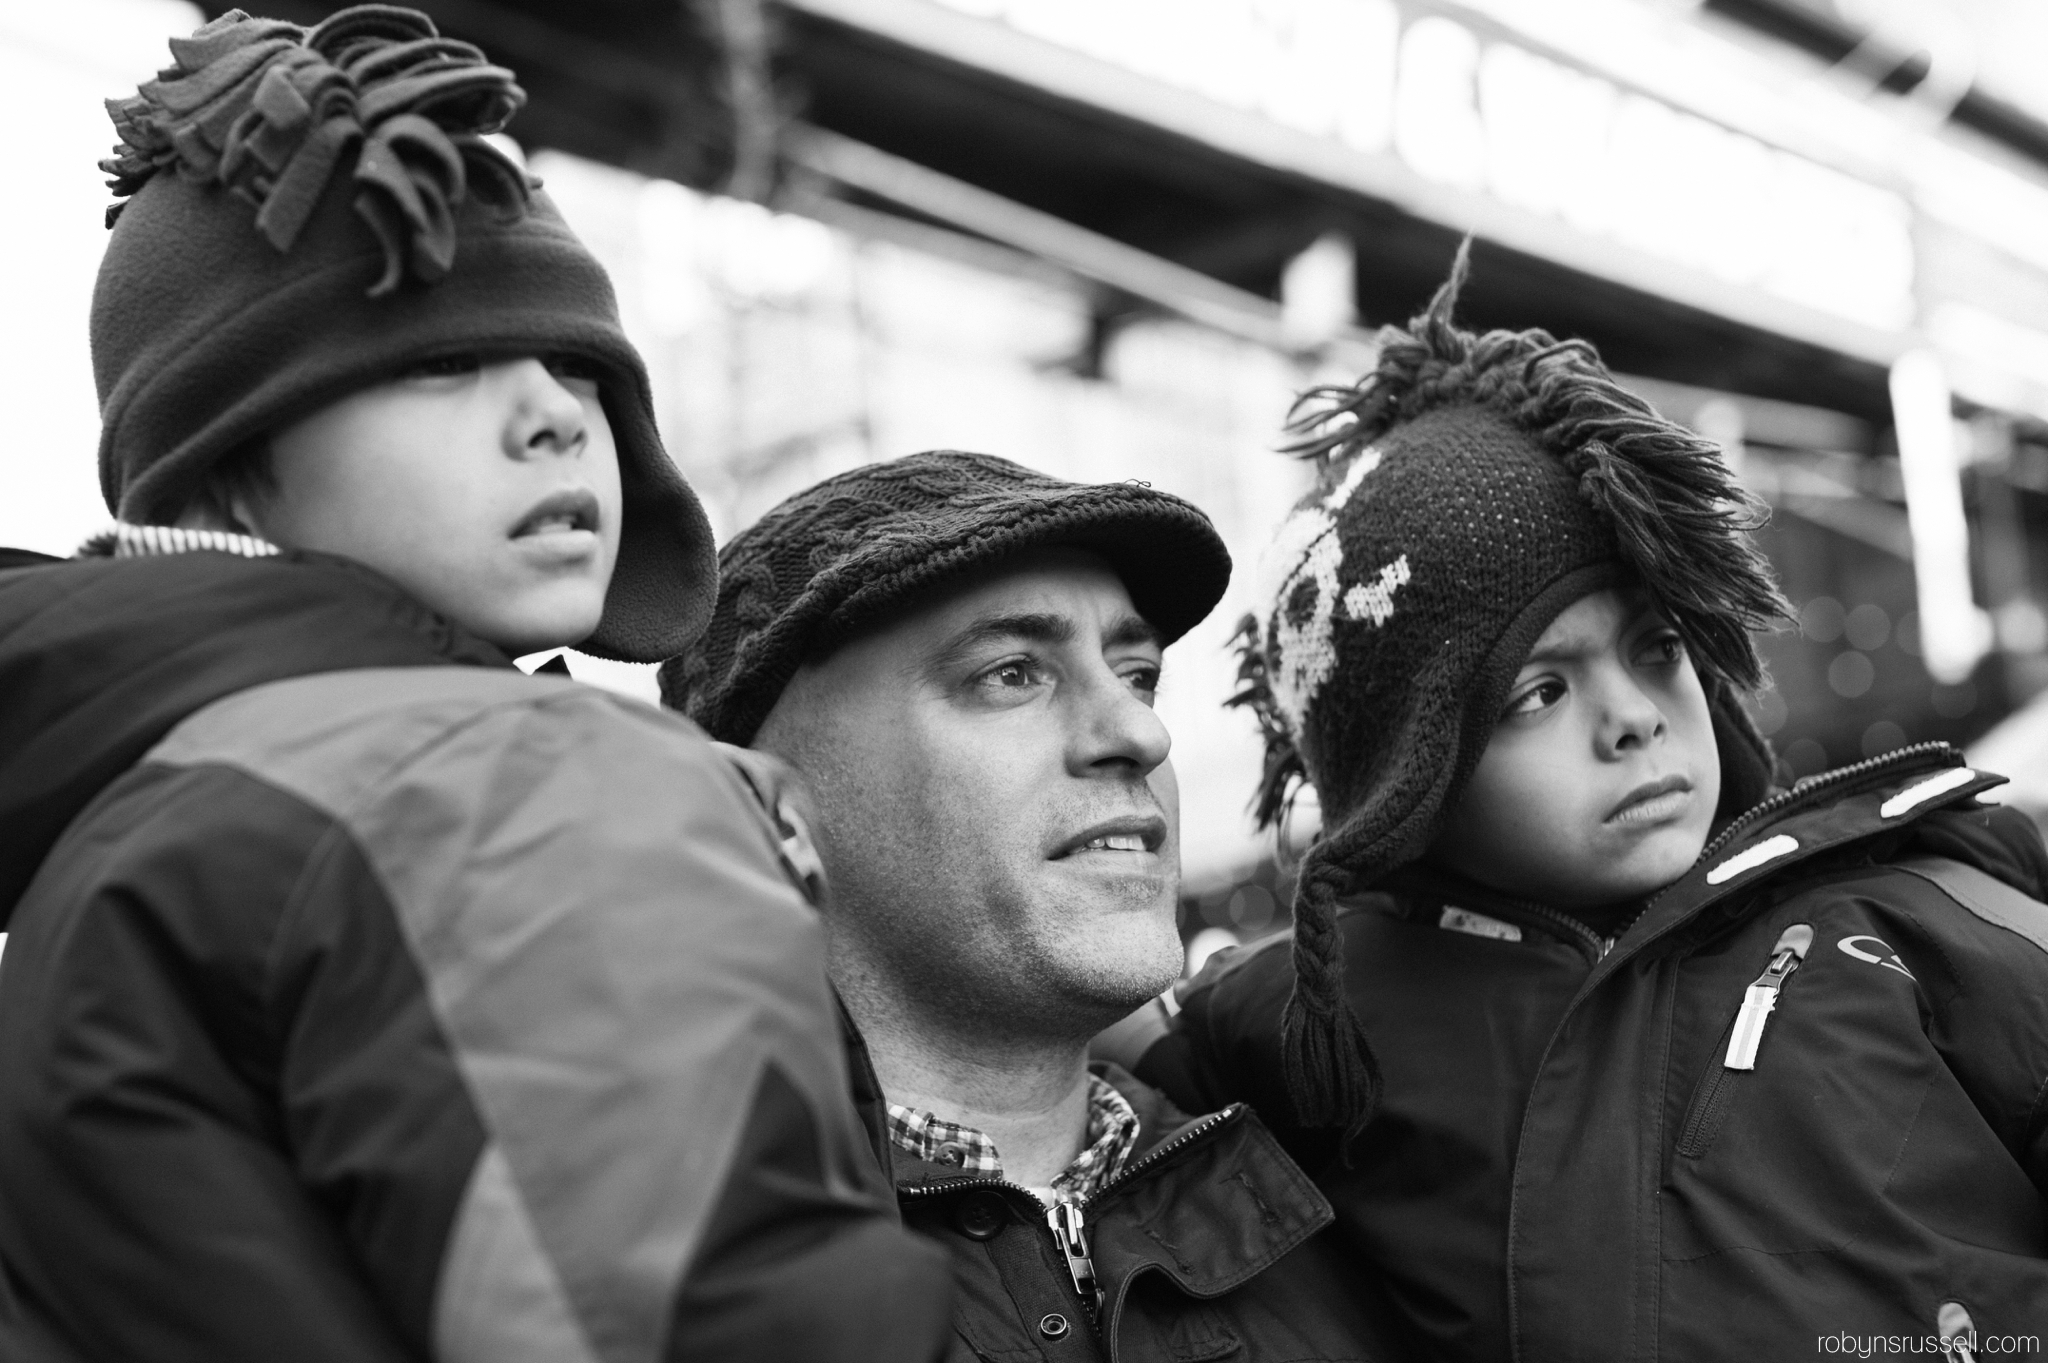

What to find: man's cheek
left=1151, top=758, right=1181, bottom=831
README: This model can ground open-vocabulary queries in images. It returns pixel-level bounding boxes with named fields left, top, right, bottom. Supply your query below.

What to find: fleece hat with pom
left=1234, top=247, right=1792, bottom=1137
left=90, top=5, right=716, bottom=660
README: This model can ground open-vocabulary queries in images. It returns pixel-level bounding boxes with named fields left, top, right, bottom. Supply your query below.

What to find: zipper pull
left=1047, top=1201, right=1103, bottom=1316
left=1723, top=924, right=1814, bottom=1071
left=1939, top=1301, right=1978, bottom=1363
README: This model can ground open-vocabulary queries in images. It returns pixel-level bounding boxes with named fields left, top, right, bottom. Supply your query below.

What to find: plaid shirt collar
left=78, top=523, right=281, bottom=561
left=886, top=1073, right=1141, bottom=1205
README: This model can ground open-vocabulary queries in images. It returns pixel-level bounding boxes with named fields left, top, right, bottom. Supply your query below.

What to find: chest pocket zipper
left=1677, top=924, right=1813, bottom=1159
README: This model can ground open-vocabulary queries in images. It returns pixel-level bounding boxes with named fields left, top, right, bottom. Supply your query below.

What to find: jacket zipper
left=1675, top=923, right=1813, bottom=1159
left=1940, top=1301, right=1979, bottom=1363
left=1722, top=923, right=1814, bottom=1069
left=895, top=1107, right=1241, bottom=1330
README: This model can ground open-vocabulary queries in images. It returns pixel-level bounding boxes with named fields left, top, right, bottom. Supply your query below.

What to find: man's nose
left=501, top=358, right=589, bottom=459
left=1070, top=668, right=1172, bottom=777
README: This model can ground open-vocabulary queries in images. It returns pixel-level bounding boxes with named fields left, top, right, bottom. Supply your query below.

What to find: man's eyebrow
left=929, top=612, right=1075, bottom=670
left=1104, top=614, right=1164, bottom=650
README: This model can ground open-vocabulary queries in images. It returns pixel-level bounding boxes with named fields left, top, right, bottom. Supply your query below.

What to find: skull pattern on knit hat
left=1235, top=246, right=1792, bottom=1137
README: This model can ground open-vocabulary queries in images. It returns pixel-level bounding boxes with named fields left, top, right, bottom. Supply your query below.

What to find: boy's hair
left=1234, top=244, right=1792, bottom=1138
left=90, top=5, right=717, bottom=661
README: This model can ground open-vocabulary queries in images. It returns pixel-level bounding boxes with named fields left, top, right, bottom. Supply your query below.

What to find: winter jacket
left=858, top=1042, right=1404, bottom=1363
left=1134, top=743, right=2048, bottom=1360
left=0, top=549, right=951, bottom=1363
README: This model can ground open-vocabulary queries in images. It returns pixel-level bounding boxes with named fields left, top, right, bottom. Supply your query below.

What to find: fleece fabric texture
left=661, top=450, right=1232, bottom=744
left=90, top=7, right=715, bottom=660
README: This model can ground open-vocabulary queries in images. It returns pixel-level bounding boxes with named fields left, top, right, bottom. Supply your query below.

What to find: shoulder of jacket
left=1685, top=749, right=2006, bottom=903
left=147, top=665, right=734, bottom=821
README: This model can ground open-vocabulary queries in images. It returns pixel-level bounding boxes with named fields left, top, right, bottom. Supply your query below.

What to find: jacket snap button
left=1038, top=1313, right=1070, bottom=1340
left=934, top=1141, right=968, bottom=1166
left=953, top=1192, right=1006, bottom=1240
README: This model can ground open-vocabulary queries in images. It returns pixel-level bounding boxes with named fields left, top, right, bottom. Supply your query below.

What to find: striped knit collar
left=78, top=522, right=281, bottom=561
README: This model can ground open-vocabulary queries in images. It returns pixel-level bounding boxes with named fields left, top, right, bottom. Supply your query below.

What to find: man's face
left=243, top=354, right=623, bottom=655
left=757, top=547, right=1185, bottom=1039
left=1429, top=588, right=1722, bottom=908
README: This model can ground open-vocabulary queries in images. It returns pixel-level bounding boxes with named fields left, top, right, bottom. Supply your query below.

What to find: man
left=662, top=451, right=1396, bottom=1360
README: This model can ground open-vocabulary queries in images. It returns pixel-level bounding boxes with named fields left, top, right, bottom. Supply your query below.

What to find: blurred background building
left=9, top=0, right=2048, bottom=969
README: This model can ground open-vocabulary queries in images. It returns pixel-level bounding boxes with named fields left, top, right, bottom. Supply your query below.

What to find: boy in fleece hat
left=0, top=9, right=946, bottom=1362
left=1124, top=254, right=2048, bottom=1359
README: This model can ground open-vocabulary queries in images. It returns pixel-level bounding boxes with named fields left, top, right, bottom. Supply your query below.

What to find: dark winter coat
left=853, top=1041, right=1403, bottom=1363
left=1134, top=744, right=2048, bottom=1360
left=0, top=549, right=951, bottom=1363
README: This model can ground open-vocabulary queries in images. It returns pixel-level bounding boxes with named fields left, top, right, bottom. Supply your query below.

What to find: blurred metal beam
left=787, top=124, right=1378, bottom=359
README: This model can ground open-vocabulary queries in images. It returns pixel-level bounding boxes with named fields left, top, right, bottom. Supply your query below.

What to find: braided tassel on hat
left=1233, top=243, right=1792, bottom=1137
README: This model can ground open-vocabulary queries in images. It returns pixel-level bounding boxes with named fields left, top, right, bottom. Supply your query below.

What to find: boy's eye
left=1502, top=678, right=1565, bottom=719
left=1120, top=663, right=1162, bottom=706
left=399, top=353, right=482, bottom=380
left=546, top=354, right=605, bottom=390
left=1633, top=631, right=1688, bottom=668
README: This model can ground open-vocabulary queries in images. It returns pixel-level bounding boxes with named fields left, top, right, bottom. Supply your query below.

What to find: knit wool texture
left=1241, top=251, right=1791, bottom=1137
left=90, top=7, right=716, bottom=661
left=661, top=450, right=1233, bottom=744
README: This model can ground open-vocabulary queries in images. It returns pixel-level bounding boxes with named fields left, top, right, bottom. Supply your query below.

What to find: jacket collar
left=891, top=1064, right=1334, bottom=1304
left=1603, top=742, right=2001, bottom=972
left=1373, top=743, right=2005, bottom=972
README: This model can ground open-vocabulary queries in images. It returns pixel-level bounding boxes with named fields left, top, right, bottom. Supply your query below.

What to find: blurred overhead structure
left=204, top=0, right=2048, bottom=777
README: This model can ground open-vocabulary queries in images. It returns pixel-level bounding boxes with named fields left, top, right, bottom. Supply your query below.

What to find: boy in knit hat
left=0, top=9, right=947, bottom=1362
left=1123, top=255, right=2048, bottom=1359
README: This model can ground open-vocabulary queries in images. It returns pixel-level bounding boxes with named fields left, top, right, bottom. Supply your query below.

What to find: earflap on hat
left=1234, top=242, right=1794, bottom=1140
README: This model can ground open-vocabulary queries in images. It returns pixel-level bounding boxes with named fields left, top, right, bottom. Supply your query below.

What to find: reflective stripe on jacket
left=1141, top=744, right=2048, bottom=1360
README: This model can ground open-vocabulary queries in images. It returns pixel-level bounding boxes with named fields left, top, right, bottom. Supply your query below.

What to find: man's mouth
left=1606, top=774, right=1694, bottom=826
left=512, top=489, right=601, bottom=539
left=1052, top=816, right=1167, bottom=859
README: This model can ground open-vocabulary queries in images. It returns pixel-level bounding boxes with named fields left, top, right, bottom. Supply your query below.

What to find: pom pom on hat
left=91, top=6, right=720, bottom=661
left=102, top=5, right=529, bottom=296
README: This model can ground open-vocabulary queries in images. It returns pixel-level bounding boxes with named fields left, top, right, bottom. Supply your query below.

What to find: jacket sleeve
left=0, top=671, right=953, bottom=1363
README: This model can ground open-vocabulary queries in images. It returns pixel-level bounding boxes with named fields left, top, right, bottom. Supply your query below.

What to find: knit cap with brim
left=91, top=5, right=715, bottom=661
left=660, top=450, right=1232, bottom=743
left=1237, top=249, right=1791, bottom=1139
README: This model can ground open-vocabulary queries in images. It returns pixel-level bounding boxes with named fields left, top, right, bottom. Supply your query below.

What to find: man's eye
left=976, top=660, right=1044, bottom=694
left=1503, top=679, right=1564, bottom=719
left=1122, top=665, right=1162, bottom=703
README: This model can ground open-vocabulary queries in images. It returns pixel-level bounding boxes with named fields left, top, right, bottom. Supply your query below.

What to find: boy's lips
left=511, top=488, right=601, bottom=539
left=1606, top=774, right=1694, bottom=826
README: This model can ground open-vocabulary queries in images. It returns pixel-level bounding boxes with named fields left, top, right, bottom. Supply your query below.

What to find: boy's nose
left=501, top=357, right=589, bottom=459
left=1599, top=679, right=1668, bottom=756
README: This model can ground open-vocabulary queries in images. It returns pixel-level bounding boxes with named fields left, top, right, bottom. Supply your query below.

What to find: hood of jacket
left=0, top=549, right=509, bottom=927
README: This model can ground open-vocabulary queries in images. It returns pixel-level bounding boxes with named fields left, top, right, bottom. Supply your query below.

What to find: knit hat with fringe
left=91, top=5, right=716, bottom=661
left=660, top=450, right=1232, bottom=744
left=1235, top=246, right=1792, bottom=1139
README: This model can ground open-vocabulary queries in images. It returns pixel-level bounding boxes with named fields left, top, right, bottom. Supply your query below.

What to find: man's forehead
left=911, top=551, right=1160, bottom=650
